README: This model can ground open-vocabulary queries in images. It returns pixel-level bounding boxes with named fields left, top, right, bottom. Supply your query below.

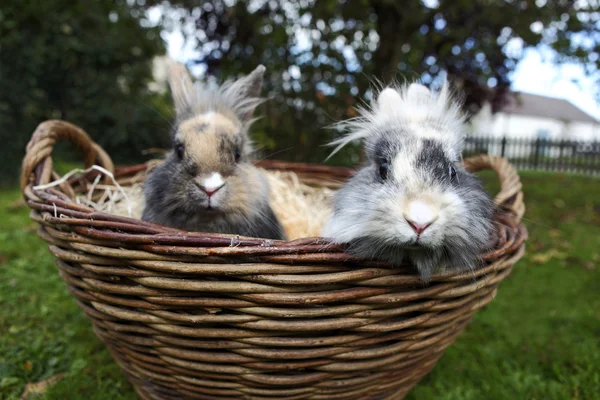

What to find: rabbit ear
left=406, top=83, right=431, bottom=102
left=168, top=61, right=196, bottom=118
left=377, top=84, right=431, bottom=115
left=240, top=65, right=265, bottom=98
left=233, top=65, right=265, bottom=121
left=376, top=88, right=402, bottom=115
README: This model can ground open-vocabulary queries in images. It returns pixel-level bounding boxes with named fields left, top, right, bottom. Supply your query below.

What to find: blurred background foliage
left=1, top=0, right=599, bottom=185
left=0, top=0, right=170, bottom=186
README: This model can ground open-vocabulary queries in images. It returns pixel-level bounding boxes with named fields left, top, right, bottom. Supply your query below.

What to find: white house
left=470, top=92, right=600, bottom=140
left=469, top=92, right=600, bottom=158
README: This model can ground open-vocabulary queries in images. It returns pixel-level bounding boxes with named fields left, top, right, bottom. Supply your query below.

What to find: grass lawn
left=1, top=171, right=599, bottom=400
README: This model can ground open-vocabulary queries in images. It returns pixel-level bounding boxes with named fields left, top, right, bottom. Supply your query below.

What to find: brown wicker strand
left=21, top=120, right=527, bottom=400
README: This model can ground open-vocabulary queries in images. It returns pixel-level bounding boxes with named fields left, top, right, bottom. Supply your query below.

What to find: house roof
left=500, top=92, right=599, bottom=124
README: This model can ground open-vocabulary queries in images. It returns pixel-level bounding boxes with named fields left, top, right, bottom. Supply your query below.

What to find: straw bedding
left=73, top=165, right=336, bottom=240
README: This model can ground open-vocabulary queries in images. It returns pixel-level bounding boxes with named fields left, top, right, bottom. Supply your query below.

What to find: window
left=537, top=129, right=550, bottom=156
left=536, top=129, right=550, bottom=140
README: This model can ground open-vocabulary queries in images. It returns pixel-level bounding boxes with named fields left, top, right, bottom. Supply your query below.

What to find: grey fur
left=330, top=160, right=494, bottom=280
left=142, top=62, right=286, bottom=240
left=142, top=158, right=285, bottom=239
left=171, top=62, right=266, bottom=129
left=322, top=82, right=495, bottom=281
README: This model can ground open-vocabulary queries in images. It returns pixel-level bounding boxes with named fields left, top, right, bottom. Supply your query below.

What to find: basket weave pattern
left=21, top=121, right=527, bottom=400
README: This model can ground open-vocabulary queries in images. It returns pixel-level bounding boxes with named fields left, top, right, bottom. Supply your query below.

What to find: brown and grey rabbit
left=142, top=61, right=286, bottom=240
left=322, top=81, right=495, bottom=281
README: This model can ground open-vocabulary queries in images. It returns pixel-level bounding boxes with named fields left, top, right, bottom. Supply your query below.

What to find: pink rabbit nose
left=199, top=185, right=223, bottom=197
left=406, top=219, right=432, bottom=235
left=196, top=172, right=225, bottom=197
left=405, top=200, right=437, bottom=235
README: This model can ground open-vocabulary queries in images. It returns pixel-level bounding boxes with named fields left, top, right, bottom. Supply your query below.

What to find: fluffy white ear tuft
left=406, top=83, right=431, bottom=102
left=376, top=88, right=402, bottom=114
left=326, top=79, right=466, bottom=161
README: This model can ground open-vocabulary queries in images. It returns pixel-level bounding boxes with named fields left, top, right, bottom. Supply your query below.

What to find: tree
left=148, top=0, right=599, bottom=165
left=0, top=0, right=170, bottom=186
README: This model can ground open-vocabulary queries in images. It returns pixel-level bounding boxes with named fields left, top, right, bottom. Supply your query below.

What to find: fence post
left=559, top=140, right=564, bottom=158
left=591, top=143, right=596, bottom=176
left=558, top=140, right=565, bottom=172
left=534, top=137, right=541, bottom=169
left=466, top=135, right=596, bottom=175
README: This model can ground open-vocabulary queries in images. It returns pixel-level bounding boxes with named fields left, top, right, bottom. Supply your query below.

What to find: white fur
left=322, top=78, right=469, bottom=248
left=405, top=83, right=431, bottom=102
left=328, top=80, right=465, bottom=160
left=322, top=141, right=470, bottom=250
left=406, top=201, right=437, bottom=227
left=322, top=79, right=494, bottom=279
left=202, top=111, right=217, bottom=122
left=203, top=172, right=225, bottom=192
left=323, top=182, right=468, bottom=249
left=377, top=88, right=403, bottom=115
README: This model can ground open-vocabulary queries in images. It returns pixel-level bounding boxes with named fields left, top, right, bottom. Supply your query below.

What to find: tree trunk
left=371, top=2, right=403, bottom=83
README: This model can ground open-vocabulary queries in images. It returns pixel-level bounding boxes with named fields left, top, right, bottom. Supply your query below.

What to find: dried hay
left=62, top=166, right=335, bottom=240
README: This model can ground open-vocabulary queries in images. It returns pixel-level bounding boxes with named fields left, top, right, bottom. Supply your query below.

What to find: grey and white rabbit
left=322, top=81, right=495, bottom=280
left=142, top=61, right=286, bottom=240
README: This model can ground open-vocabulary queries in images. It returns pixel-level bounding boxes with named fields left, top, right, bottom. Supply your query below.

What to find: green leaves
left=0, top=0, right=170, bottom=186
left=0, top=377, right=21, bottom=390
left=154, top=0, right=599, bottom=166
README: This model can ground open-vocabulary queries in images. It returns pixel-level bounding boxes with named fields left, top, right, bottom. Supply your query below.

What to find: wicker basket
left=21, top=120, right=527, bottom=400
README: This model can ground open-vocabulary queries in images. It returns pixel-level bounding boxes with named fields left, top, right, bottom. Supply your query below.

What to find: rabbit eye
left=379, top=162, right=389, bottom=180
left=449, top=166, right=457, bottom=180
left=175, top=144, right=184, bottom=160
left=234, top=147, right=241, bottom=163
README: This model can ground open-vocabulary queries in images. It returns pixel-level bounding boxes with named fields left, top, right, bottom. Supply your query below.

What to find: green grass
left=1, top=171, right=599, bottom=400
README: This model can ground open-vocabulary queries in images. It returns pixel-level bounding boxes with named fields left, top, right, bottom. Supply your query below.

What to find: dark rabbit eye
left=379, top=162, right=389, bottom=180
left=449, top=166, right=457, bottom=180
left=175, top=144, right=184, bottom=160
left=234, top=148, right=241, bottom=163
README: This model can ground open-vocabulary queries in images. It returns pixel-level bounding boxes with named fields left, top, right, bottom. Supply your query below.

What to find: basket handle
left=463, top=154, right=525, bottom=222
left=20, top=120, right=114, bottom=195
left=19, top=121, right=524, bottom=222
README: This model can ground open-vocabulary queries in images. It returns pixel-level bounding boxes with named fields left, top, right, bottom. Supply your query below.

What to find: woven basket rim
left=21, top=120, right=527, bottom=269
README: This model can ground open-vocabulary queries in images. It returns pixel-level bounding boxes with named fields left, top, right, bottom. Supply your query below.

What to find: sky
left=157, top=9, right=600, bottom=121
left=510, top=48, right=600, bottom=120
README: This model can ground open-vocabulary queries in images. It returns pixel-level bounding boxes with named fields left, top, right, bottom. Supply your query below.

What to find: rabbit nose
left=199, top=185, right=223, bottom=197
left=196, top=172, right=225, bottom=197
left=405, top=200, right=437, bottom=234
left=405, top=219, right=432, bottom=235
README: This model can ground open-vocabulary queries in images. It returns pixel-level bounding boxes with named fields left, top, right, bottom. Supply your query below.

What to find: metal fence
left=464, top=136, right=600, bottom=176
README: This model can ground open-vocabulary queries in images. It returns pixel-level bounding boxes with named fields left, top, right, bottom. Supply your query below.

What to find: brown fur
left=141, top=61, right=286, bottom=239
left=177, top=113, right=241, bottom=174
